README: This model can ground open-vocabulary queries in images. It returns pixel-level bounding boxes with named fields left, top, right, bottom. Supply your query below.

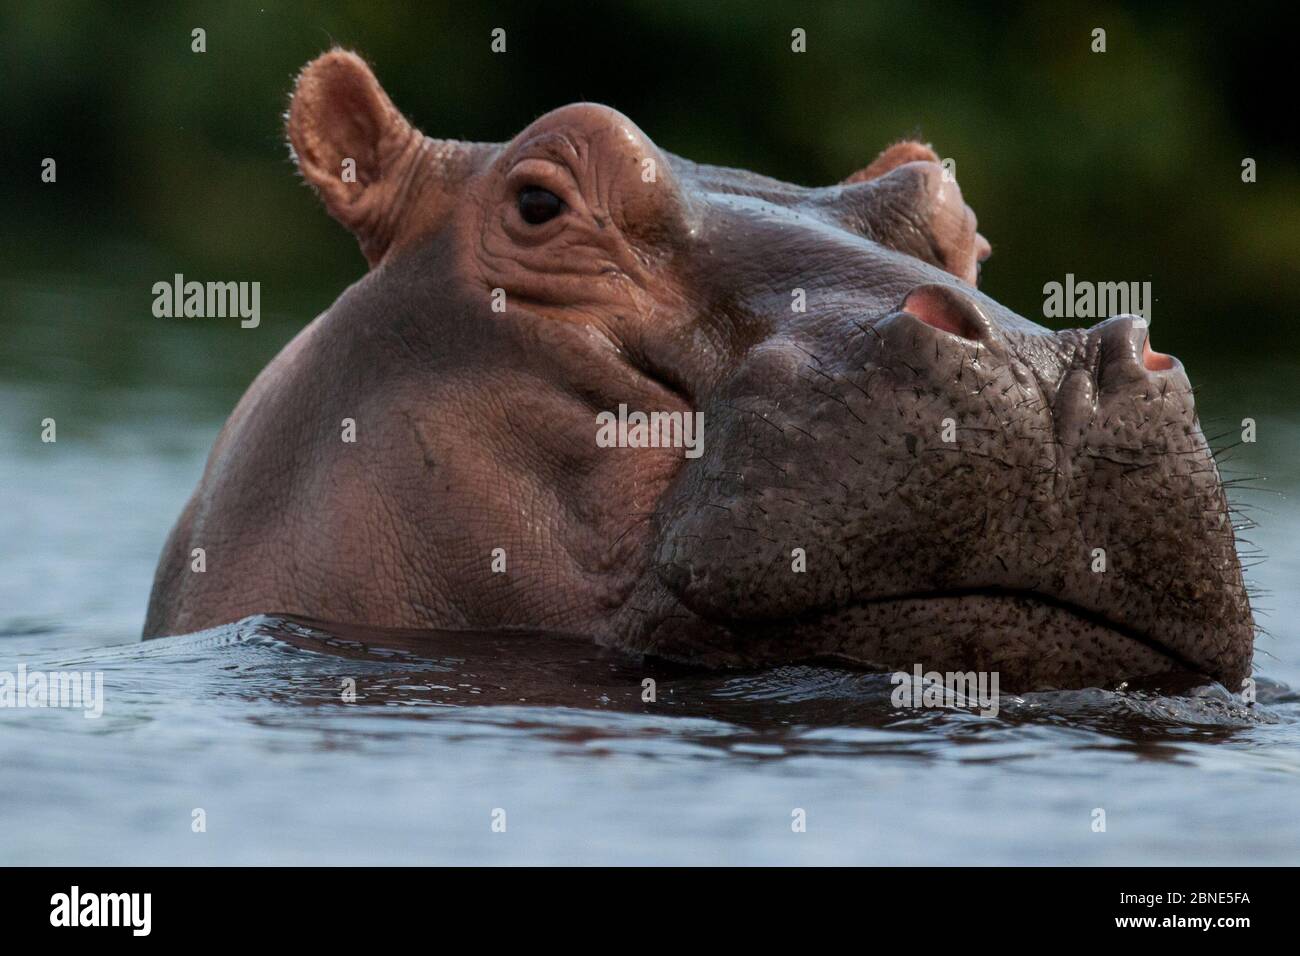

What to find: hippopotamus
left=144, top=50, right=1255, bottom=692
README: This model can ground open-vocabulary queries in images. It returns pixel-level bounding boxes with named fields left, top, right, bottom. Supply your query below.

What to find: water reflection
left=75, top=614, right=1280, bottom=760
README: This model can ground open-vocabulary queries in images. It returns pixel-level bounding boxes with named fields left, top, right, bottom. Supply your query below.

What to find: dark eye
left=517, top=186, right=564, bottom=225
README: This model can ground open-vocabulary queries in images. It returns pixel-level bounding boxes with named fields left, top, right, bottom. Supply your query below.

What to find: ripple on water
left=1, top=614, right=1298, bottom=865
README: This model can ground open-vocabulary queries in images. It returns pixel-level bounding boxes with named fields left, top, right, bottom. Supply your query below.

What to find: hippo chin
left=144, top=50, right=1255, bottom=692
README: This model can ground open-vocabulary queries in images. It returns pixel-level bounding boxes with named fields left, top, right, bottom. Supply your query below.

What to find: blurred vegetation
left=1, top=0, right=1295, bottom=377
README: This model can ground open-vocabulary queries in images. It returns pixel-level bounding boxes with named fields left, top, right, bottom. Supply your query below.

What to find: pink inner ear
left=902, top=286, right=979, bottom=340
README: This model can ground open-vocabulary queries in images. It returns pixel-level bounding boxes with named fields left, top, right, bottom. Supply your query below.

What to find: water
left=3, top=277, right=1299, bottom=865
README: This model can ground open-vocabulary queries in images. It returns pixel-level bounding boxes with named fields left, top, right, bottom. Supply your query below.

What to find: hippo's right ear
left=286, top=50, right=430, bottom=265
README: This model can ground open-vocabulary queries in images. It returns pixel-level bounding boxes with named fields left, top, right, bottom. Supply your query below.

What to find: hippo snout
left=637, top=273, right=1249, bottom=688
left=895, top=285, right=1184, bottom=411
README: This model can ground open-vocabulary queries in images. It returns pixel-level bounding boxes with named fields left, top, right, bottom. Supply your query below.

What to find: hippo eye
left=517, top=186, right=565, bottom=225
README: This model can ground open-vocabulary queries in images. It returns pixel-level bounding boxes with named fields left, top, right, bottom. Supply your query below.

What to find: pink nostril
left=1142, top=337, right=1174, bottom=371
left=902, top=285, right=980, bottom=340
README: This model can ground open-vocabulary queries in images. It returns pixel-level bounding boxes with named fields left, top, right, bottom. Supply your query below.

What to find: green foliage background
left=2, top=0, right=1295, bottom=372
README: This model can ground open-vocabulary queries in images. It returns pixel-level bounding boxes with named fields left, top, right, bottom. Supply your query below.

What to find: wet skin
left=144, top=50, right=1254, bottom=691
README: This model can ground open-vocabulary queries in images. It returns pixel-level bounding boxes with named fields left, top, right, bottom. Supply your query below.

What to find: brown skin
left=144, top=50, right=1254, bottom=691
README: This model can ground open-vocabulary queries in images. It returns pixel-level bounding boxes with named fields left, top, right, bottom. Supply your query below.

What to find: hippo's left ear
left=287, top=49, right=483, bottom=265
left=840, top=140, right=991, bottom=286
left=841, top=140, right=940, bottom=184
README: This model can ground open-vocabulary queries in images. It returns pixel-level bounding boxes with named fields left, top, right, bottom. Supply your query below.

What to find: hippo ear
left=287, top=50, right=426, bottom=263
left=841, top=140, right=940, bottom=184
left=839, top=139, right=991, bottom=285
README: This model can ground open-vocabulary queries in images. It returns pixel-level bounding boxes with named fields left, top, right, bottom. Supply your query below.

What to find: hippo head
left=145, top=51, right=1254, bottom=691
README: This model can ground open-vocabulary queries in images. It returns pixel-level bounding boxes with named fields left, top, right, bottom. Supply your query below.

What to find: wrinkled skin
left=145, top=50, right=1254, bottom=691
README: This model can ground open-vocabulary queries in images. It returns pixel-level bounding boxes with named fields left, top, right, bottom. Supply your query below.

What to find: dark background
left=2, top=0, right=1295, bottom=377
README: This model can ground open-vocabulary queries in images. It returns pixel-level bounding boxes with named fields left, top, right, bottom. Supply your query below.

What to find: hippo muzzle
left=145, top=50, right=1254, bottom=692
left=632, top=279, right=1250, bottom=689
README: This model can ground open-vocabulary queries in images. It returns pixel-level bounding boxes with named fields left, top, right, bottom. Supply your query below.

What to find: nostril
left=1142, top=337, right=1174, bottom=371
left=901, top=284, right=985, bottom=341
left=1096, top=315, right=1179, bottom=386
